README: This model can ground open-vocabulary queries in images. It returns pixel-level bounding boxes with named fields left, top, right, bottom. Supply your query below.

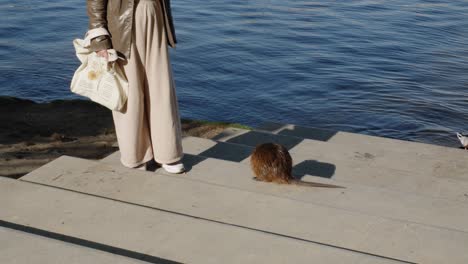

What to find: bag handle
left=106, top=49, right=119, bottom=62
left=83, top=28, right=110, bottom=47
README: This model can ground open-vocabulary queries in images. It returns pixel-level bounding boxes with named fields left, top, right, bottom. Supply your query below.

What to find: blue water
left=1, top=1, right=468, bottom=147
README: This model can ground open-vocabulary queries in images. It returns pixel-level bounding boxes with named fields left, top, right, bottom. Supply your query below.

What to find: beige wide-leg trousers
left=112, top=0, right=183, bottom=168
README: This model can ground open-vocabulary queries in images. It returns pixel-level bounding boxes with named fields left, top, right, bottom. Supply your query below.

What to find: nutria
left=250, top=142, right=343, bottom=188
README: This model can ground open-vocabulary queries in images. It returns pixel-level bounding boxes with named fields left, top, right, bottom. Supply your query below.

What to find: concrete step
left=210, top=127, right=468, bottom=194
left=102, top=137, right=337, bottom=186
left=21, top=156, right=468, bottom=263
left=1, top=177, right=403, bottom=264
left=255, top=121, right=465, bottom=156
left=178, top=135, right=468, bottom=202
left=253, top=122, right=468, bottom=178
left=212, top=126, right=468, bottom=181
left=0, top=226, right=148, bottom=264
left=100, top=149, right=468, bottom=232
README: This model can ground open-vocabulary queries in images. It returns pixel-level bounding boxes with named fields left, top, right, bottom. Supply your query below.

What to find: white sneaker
left=162, top=161, right=185, bottom=174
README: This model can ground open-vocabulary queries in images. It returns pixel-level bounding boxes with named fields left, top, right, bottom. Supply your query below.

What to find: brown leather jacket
left=87, top=0, right=177, bottom=60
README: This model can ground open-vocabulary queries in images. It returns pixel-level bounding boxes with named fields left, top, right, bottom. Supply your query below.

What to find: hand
left=96, top=49, right=109, bottom=61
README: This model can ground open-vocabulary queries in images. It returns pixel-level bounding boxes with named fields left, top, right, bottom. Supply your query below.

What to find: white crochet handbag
left=70, top=28, right=128, bottom=112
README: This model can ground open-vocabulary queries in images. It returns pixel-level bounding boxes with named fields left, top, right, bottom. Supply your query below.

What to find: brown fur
left=250, top=142, right=343, bottom=188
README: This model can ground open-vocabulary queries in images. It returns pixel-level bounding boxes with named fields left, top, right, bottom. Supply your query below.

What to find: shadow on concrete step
left=213, top=130, right=304, bottom=150
left=191, top=143, right=336, bottom=179
left=197, top=143, right=253, bottom=162
left=0, top=220, right=181, bottom=264
left=168, top=152, right=336, bottom=181
left=188, top=130, right=338, bottom=179
left=293, top=160, right=336, bottom=179
left=256, top=122, right=338, bottom=142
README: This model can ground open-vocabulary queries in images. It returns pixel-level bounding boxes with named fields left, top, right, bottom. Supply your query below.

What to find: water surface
left=1, top=0, right=468, bottom=147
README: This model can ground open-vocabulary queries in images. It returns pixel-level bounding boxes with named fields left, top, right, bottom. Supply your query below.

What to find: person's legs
left=138, top=0, right=184, bottom=165
left=111, top=0, right=154, bottom=168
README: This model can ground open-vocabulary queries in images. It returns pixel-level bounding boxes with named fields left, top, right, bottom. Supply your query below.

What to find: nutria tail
left=290, top=179, right=344, bottom=188
left=252, top=177, right=344, bottom=188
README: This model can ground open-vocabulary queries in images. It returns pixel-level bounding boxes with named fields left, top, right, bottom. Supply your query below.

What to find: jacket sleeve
left=87, top=0, right=113, bottom=51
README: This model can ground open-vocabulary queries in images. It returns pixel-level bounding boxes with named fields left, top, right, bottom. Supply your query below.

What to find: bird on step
left=456, top=133, right=468, bottom=149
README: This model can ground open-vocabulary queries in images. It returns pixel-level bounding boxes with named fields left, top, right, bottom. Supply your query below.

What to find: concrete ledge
left=98, top=150, right=468, bottom=232
left=19, top=156, right=468, bottom=263
left=212, top=127, right=468, bottom=180
left=0, top=177, right=403, bottom=264
left=178, top=136, right=468, bottom=202
left=256, top=121, right=464, bottom=154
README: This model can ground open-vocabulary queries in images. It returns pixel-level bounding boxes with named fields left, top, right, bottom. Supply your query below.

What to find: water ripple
left=1, top=0, right=468, bottom=147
